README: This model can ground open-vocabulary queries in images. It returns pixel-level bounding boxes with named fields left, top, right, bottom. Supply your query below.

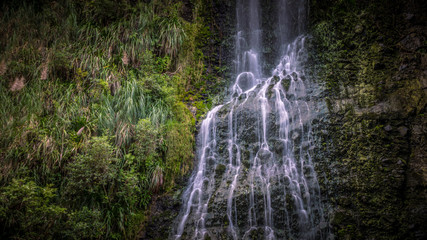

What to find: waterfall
left=277, top=0, right=308, bottom=45
left=174, top=0, right=327, bottom=239
left=235, top=0, right=262, bottom=78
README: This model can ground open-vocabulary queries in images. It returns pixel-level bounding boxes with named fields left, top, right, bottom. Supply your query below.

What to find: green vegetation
left=0, top=0, right=225, bottom=238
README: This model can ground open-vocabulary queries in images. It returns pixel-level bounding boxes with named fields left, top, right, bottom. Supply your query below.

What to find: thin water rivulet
left=174, top=0, right=328, bottom=239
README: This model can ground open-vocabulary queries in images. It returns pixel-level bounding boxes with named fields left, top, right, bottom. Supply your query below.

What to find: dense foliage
left=0, top=0, right=224, bottom=238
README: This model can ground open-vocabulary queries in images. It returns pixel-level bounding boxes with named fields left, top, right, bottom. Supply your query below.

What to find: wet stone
left=384, top=125, right=393, bottom=131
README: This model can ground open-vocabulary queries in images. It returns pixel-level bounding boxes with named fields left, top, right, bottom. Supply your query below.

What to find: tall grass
left=74, top=0, right=186, bottom=75
left=0, top=76, right=97, bottom=183
left=98, top=80, right=170, bottom=150
left=0, top=0, right=183, bottom=165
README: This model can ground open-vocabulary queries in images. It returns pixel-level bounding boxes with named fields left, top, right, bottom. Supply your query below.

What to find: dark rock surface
left=308, top=0, right=427, bottom=239
left=139, top=180, right=188, bottom=240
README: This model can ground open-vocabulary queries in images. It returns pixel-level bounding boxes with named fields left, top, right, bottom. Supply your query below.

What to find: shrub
left=63, top=136, right=116, bottom=207
left=163, top=102, right=195, bottom=188
left=0, top=179, right=66, bottom=240
left=63, top=136, right=148, bottom=238
left=65, top=207, right=105, bottom=239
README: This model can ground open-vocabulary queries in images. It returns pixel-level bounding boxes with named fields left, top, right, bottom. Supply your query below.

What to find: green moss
left=215, top=164, right=226, bottom=176
left=281, top=75, right=292, bottom=91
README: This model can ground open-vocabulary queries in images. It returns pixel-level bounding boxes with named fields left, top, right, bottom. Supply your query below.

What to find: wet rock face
left=139, top=184, right=188, bottom=240
left=308, top=0, right=427, bottom=239
left=174, top=37, right=329, bottom=240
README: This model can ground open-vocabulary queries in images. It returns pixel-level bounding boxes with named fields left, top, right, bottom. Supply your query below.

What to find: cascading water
left=235, top=0, right=261, bottom=78
left=173, top=0, right=327, bottom=239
